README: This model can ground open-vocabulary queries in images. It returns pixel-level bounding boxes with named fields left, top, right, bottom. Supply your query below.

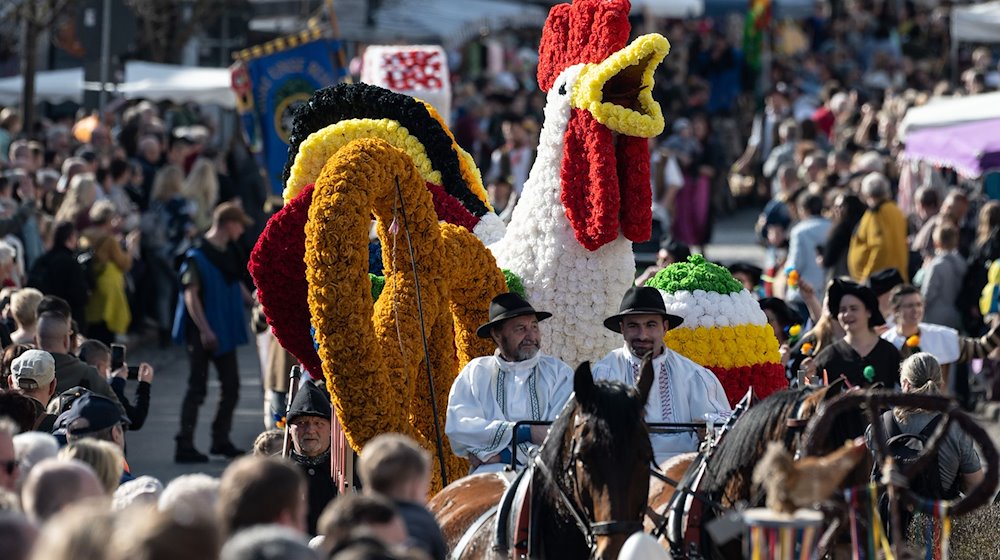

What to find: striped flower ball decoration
left=645, top=255, right=787, bottom=406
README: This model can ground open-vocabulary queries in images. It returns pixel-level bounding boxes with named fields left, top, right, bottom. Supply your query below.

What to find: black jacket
left=291, top=449, right=338, bottom=535
left=29, top=246, right=89, bottom=324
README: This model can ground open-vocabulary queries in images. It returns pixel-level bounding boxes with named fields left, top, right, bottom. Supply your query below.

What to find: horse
left=646, top=379, right=872, bottom=558
left=429, top=358, right=657, bottom=559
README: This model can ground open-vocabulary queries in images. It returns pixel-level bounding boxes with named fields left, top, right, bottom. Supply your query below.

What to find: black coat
left=291, top=449, right=338, bottom=535
left=29, top=246, right=89, bottom=324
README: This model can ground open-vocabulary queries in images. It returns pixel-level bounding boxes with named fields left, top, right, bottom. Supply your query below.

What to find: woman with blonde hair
left=81, top=200, right=140, bottom=344
left=883, top=352, right=984, bottom=497
left=54, top=173, right=100, bottom=230
left=9, top=287, right=43, bottom=345
left=57, top=439, right=124, bottom=494
left=183, top=157, right=219, bottom=233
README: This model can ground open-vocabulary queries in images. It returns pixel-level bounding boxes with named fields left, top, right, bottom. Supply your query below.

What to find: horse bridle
left=531, top=411, right=644, bottom=552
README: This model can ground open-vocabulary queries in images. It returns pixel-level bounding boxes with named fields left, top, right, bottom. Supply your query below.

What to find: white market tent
left=899, top=91, right=1000, bottom=138
left=952, top=1, right=1000, bottom=43
left=0, top=61, right=235, bottom=108
left=950, top=2, right=1000, bottom=80
left=0, top=68, right=84, bottom=105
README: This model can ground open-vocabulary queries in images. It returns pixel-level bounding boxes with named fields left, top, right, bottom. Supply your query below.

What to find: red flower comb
left=537, top=0, right=632, bottom=92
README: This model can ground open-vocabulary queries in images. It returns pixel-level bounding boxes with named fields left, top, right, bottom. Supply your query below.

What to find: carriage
left=429, top=368, right=1000, bottom=560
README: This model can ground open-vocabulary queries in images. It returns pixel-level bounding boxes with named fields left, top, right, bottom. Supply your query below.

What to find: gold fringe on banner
left=234, top=26, right=326, bottom=62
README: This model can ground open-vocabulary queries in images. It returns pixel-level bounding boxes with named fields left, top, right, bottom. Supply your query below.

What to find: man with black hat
left=445, top=293, right=573, bottom=474
left=867, top=268, right=904, bottom=329
left=54, top=392, right=135, bottom=483
left=593, top=287, right=731, bottom=465
left=286, top=380, right=337, bottom=534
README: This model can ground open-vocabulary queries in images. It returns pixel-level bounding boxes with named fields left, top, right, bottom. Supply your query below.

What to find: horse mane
left=538, top=379, right=647, bottom=500
left=699, top=388, right=806, bottom=498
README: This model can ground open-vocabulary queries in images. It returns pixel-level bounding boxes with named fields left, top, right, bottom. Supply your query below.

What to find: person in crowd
left=908, top=186, right=940, bottom=239
left=286, top=380, right=338, bottom=534
left=487, top=177, right=518, bottom=225
left=57, top=439, right=123, bottom=494
left=445, top=292, right=573, bottom=473
left=0, top=417, right=17, bottom=491
left=252, top=428, right=283, bottom=456
left=869, top=353, right=983, bottom=499
left=81, top=200, right=138, bottom=344
left=592, top=287, right=732, bottom=464
left=173, top=201, right=254, bottom=462
left=183, top=157, right=220, bottom=234
left=53, top=173, right=99, bottom=231
left=0, top=511, right=36, bottom=560
left=806, top=279, right=901, bottom=388
left=220, top=525, right=318, bottom=560
left=760, top=297, right=802, bottom=347
left=104, top=159, right=140, bottom=232
left=359, top=433, right=447, bottom=560
left=109, top=504, right=220, bottom=560
left=27, top=501, right=113, bottom=560
left=669, top=118, right=713, bottom=251
left=914, top=221, right=966, bottom=331
left=112, top=475, right=162, bottom=512
left=1, top=343, right=28, bottom=390
left=55, top=392, right=132, bottom=481
left=35, top=312, right=122, bottom=408
left=27, top=222, right=88, bottom=324
left=12, top=432, right=58, bottom=479
left=964, top=201, right=1000, bottom=333
left=8, top=288, right=42, bottom=346
left=7, top=349, right=57, bottom=431
left=913, top=188, right=973, bottom=261
left=729, top=262, right=764, bottom=298
left=485, top=115, right=535, bottom=195
left=821, top=192, right=866, bottom=281
left=20, top=459, right=104, bottom=523
left=635, top=238, right=691, bottom=287
left=883, top=284, right=1000, bottom=389
left=316, top=494, right=408, bottom=555
left=157, top=473, right=219, bottom=518
left=78, top=340, right=153, bottom=431
left=216, top=455, right=307, bottom=537
left=0, top=390, right=35, bottom=433
left=848, top=173, right=908, bottom=283
left=0, top=241, right=20, bottom=289
left=866, top=268, right=904, bottom=331
left=785, top=191, right=831, bottom=306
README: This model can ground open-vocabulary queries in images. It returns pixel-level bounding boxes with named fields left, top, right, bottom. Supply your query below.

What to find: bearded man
left=592, top=287, right=731, bottom=464
left=286, top=380, right=337, bottom=534
left=445, top=293, right=573, bottom=474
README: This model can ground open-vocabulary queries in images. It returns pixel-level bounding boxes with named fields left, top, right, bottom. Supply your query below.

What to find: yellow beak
left=571, top=33, right=670, bottom=138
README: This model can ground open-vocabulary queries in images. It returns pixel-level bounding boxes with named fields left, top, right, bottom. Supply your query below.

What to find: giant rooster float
left=249, top=0, right=783, bottom=486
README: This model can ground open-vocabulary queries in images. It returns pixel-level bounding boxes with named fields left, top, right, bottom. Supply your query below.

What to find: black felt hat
left=603, top=286, right=683, bottom=333
left=866, top=268, right=904, bottom=297
left=827, top=278, right=886, bottom=328
left=476, top=293, right=552, bottom=339
left=286, top=381, right=331, bottom=423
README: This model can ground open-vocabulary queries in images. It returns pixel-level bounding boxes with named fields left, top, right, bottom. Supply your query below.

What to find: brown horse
left=429, top=359, right=657, bottom=559
left=645, top=380, right=871, bottom=557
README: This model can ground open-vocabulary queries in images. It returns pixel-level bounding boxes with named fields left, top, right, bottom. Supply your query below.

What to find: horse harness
left=487, top=420, right=643, bottom=558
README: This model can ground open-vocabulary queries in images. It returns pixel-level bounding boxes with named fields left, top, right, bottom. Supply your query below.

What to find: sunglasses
left=1, top=459, right=16, bottom=476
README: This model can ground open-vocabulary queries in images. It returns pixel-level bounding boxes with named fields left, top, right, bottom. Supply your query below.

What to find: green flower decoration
left=645, top=254, right=743, bottom=295
left=502, top=269, right=526, bottom=297
left=370, top=273, right=386, bottom=302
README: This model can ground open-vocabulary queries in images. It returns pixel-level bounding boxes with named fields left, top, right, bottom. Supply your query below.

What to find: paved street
left=119, top=208, right=1000, bottom=483
left=124, top=341, right=267, bottom=482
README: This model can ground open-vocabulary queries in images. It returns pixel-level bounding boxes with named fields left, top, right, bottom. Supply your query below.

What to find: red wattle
left=617, top=136, right=652, bottom=242
left=561, top=109, right=620, bottom=251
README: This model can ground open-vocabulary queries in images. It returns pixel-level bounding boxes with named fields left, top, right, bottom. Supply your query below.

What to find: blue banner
left=238, top=37, right=344, bottom=196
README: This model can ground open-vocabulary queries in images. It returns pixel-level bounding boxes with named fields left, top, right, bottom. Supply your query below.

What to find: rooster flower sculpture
left=249, top=0, right=670, bottom=484
left=491, top=0, right=670, bottom=366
